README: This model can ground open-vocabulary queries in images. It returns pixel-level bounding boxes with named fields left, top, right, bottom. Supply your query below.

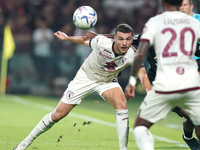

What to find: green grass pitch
left=0, top=94, right=191, bottom=150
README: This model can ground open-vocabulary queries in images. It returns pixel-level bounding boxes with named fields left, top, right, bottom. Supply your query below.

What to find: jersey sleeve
left=90, top=36, right=100, bottom=50
left=90, top=35, right=106, bottom=50
left=140, top=18, right=155, bottom=45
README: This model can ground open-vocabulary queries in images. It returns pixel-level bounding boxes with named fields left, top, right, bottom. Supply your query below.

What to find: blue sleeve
left=194, top=55, right=200, bottom=60
left=193, top=13, right=200, bottom=22
left=192, top=14, right=200, bottom=60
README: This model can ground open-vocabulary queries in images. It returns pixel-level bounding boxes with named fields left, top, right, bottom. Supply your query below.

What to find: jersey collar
left=112, top=42, right=124, bottom=57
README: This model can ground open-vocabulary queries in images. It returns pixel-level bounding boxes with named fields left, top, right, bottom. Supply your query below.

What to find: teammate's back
left=130, top=0, right=200, bottom=149
left=141, top=11, right=200, bottom=92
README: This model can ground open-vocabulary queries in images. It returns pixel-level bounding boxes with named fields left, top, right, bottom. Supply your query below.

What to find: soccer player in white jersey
left=13, top=24, right=151, bottom=150
left=127, top=0, right=200, bottom=149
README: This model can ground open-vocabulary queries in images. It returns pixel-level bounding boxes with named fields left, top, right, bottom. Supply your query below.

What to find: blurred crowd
left=0, top=0, right=199, bottom=96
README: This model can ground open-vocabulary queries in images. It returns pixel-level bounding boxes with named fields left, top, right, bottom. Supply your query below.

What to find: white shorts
left=138, top=89, right=200, bottom=126
left=60, top=68, right=121, bottom=105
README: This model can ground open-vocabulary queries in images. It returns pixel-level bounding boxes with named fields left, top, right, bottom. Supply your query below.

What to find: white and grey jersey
left=141, top=11, right=200, bottom=92
left=83, top=35, right=136, bottom=82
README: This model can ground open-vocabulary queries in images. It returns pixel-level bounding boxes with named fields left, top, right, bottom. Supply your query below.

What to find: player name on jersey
left=164, top=18, right=190, bottom=25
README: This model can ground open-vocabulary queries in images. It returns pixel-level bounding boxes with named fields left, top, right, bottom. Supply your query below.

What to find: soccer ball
left=73, top=6, right=97, bottom=30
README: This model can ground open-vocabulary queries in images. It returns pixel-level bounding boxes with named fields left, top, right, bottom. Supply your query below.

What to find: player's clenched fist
left=124, top=84, right=136, bottom=100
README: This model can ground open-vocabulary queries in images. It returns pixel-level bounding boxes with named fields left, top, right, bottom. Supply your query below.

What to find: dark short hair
left=115, top=23, right=134, bottom=36
left=189, top=0, right=193, bottom=5
left=163, top=0, right=183, bottom=6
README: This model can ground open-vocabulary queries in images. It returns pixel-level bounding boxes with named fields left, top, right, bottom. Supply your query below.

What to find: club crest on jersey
left=176, top=67, right=185, bottom=75
left=99, top=51, right=112, bottom=60
left=66, top=90, right=74, bottom=100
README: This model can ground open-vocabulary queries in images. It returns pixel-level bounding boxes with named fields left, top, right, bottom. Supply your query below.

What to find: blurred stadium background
left=0, top=0, right=200, bottom=97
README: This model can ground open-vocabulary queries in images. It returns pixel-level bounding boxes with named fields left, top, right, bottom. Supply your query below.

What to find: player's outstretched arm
left=131, top=41, right=150, bottom=78
left=125, top=67, right=151, bottom=100
left=125, top=41, right=150, bottom=100
left=137, top=67, right=151, bottom=92
left=82, top=31, right=98, bottom=40
left=82, top=31, right=115, bottom=40
left=54, top=31, right=90, bottom=47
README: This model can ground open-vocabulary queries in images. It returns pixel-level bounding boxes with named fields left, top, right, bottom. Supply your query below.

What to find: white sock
left=25, top=113, right=56, bottom=143
left=115, top=109, right=129, bottom=150
left=134, top=126, right=154, bottom=150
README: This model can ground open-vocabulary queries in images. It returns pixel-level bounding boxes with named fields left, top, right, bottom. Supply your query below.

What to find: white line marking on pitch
left=9, top=95, right=187, bottom=148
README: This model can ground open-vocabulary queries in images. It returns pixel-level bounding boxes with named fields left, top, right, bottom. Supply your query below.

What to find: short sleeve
left=140, top=18, right=155, bottom=46
left=90, top=35, right=101, bottom=50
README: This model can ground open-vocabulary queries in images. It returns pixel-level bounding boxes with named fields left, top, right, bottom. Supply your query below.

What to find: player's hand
left=124, top=84, right=136, bottom=100
left=54, top=31, right=68, bottom=41
left=82, top=31, right=97, bottom=40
